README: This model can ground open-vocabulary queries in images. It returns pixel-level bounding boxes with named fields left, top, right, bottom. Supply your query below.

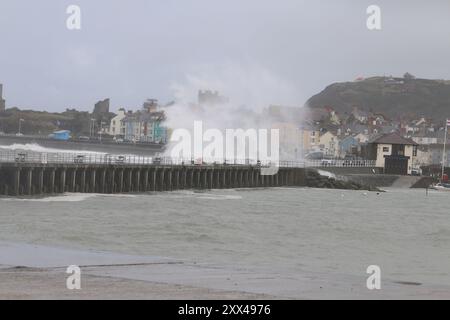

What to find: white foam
left=0, top=143, right=106, bottom=155
left=317, top=169, right=336, bottom=179
left=1, top=193, right=137, bottom=202
left=196, top=193, right=242, bottom=200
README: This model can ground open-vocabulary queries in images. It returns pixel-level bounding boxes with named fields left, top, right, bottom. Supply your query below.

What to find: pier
left=0, top=152, right=307, bottom=196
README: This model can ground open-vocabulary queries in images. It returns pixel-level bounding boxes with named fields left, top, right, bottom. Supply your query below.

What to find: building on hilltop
left=198, top=90, right=229, bottom=107
left=93, top=98, right=110, bottom=115
left=143, top=99, right=158, bottom=113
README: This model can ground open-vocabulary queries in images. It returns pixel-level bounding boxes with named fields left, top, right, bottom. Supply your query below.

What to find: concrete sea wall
left=0, top=163, right=306, bottom=196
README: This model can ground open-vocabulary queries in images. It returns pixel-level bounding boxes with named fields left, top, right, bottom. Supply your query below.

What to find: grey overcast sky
left=0, top=0, right=450, bottom=112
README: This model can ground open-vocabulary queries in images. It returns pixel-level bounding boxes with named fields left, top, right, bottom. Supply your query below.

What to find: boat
left=432, top=183, right=450, bottom=191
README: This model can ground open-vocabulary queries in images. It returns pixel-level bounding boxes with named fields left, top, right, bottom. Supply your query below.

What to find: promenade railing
left=0, top=151, right=377, bottom=168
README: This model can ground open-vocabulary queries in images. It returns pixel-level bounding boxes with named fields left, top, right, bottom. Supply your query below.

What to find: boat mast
left=442, top=119, right=448, bottom=182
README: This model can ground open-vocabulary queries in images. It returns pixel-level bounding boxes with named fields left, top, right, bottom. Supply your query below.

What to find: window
left=383, top=147, right=390, bottom=153
left=413, top=145, right=418, bottom=157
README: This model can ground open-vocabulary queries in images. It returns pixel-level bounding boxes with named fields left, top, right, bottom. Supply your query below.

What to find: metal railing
left=304, top=159, right=377, bottom=168
left=0, top=151, right=377, bottom=168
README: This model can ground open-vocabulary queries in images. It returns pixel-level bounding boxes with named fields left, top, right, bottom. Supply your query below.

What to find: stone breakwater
left=305, top=169, right=382, bottom=192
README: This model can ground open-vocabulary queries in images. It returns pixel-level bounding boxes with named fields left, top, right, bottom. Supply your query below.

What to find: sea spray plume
left=164, top=63, right=304, bottom=162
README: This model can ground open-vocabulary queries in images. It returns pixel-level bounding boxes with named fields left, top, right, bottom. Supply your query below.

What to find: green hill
left=305, top=76, right=450, bottom=121
left=0, top=108, right=113, bottom=136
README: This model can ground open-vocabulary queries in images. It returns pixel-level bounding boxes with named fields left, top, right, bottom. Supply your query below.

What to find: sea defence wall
left=0, top=163, right=307, bottom=196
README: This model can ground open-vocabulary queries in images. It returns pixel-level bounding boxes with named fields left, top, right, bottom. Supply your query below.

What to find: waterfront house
left=339, top=135, right=359, bottom=158
left=123, top=108, right=168, bottom=144
left=367, top=132, right=418, bottom=175
left=319, top=131, right=339, bottom=157
left=300, top=124, right=321, bottom=154
left=109, top=108, right=127, bottom=138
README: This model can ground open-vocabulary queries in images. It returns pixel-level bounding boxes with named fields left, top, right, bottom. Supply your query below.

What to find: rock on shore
left=305, top=169, right=382, bottom=192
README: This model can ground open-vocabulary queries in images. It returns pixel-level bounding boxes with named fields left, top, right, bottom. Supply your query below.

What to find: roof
left=370, top=132, right=418, bottom=146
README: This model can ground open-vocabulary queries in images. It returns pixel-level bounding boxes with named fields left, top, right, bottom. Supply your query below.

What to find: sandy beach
left=1, top=242, right=449, bottom=300
left=0, top=242, right=275, bottom=300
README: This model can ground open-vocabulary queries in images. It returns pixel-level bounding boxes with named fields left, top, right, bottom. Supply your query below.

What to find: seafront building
left=366, top=132, right=418, bottom=175
left=109, top=108, right=127, bottom=137
left=122, top=101, right=168, bottom=144
left=319, top=131, right=339, bottom=157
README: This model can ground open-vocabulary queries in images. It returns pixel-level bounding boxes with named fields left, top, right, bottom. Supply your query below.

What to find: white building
left=109, top=108, right=127, bottom=137
left=319, top=131, right=339, bottom=157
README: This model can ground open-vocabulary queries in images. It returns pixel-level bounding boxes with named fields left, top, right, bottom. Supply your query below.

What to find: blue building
left=339, top=136, right=359, bottom=157
left=51, top=130, right=71, bottom=141
left=123, top=110, right=168, bottom=144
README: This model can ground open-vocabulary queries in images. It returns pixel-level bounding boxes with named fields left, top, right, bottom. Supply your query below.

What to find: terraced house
left=123, top=101, right=168, bottom=144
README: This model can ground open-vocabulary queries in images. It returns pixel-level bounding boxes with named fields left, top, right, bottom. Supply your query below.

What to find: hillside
left=0, top=108, right=113, bottom=136
left=305, top=76, right=450, bottom=121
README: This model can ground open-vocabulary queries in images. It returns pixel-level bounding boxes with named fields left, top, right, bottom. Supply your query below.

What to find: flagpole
left=442, top=120, right=448, bottom=182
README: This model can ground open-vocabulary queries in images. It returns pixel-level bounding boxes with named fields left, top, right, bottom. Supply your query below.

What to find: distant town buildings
left=0, top=80, right=447, bottom=173
left=122, top=100, right=168, bottom=144
left=0, top=84, right=6, bottom=112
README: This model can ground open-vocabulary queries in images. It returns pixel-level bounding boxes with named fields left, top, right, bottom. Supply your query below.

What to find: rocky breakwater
left=305, top=169, right=382, bottom=192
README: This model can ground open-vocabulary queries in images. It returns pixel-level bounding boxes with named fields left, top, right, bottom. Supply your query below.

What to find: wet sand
left=0, top=242, right=275, bottom=300
left=0, top=267, right=276, bottom=300
left=1, top=242, right=449, bottom=300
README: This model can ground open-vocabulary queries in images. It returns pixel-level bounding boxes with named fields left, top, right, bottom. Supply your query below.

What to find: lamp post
left=18, top=118, right=25, bottom=135
left=90, top=119, right=96, bottom=138
left=99, top=121, right=105, bottom=142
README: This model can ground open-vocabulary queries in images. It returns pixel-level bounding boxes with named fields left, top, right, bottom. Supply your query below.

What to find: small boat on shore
left=431, top=183, right=450, bottom=191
